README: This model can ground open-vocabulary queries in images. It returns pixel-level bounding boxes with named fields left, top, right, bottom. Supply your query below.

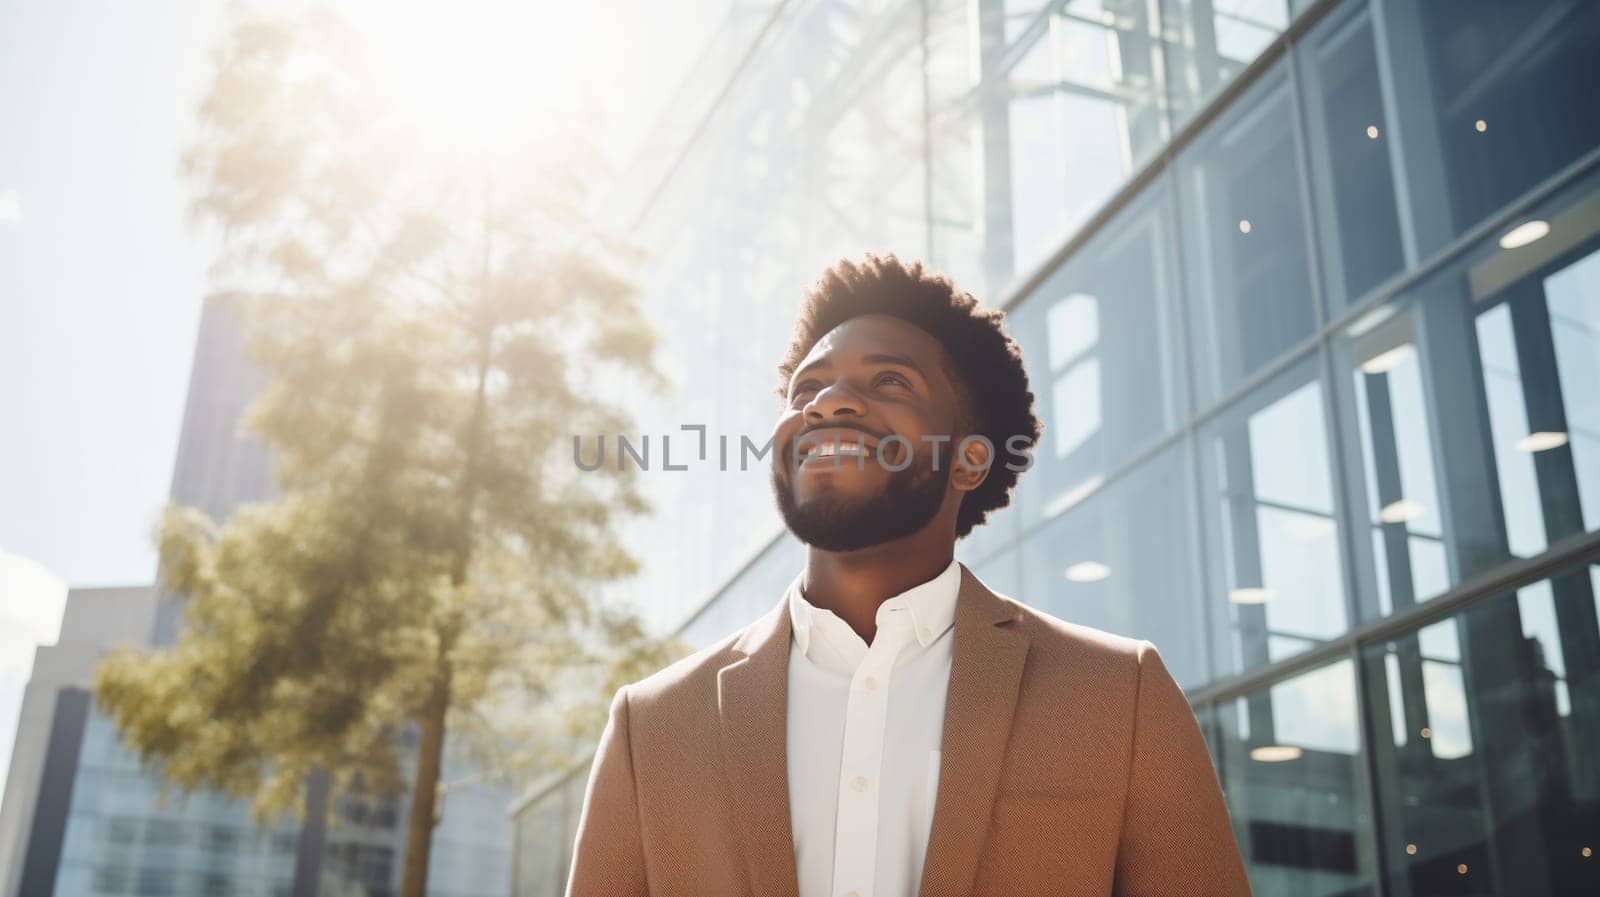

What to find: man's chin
left=771, top=462, right=948, bottom=552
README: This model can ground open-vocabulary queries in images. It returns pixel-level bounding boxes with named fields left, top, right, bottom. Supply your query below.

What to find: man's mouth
left=794, top=430, right=881, bottom=465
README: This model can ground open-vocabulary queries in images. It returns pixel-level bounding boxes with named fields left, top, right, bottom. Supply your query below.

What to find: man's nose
left=804, top=379, right=862, bottom=419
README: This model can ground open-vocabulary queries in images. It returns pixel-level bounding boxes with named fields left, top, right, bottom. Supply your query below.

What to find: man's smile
left=792, top=426, right=885, bottom=468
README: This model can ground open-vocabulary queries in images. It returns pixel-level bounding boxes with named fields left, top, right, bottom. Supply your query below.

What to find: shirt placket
left=829, top=611, right=908, bottom=897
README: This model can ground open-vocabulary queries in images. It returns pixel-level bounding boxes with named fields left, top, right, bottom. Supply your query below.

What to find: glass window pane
left=1377, top=0, right=1600, bottom=252
left=1010, top=181, right=1186, bottom=527
left=967, top=547, right=1022, bottom=599
left=1199, top=355, right=1348, bottom=677
left=678, top=534, right=805, bottom=648
left=1017, top=441, right=1209, bottom=688
left=1361, top=560, right=1600, bottom=895
left=1000, top=0, right=1169, bottom=279
left=1296, top=2, right=1405, bottom=309
left=1162, top=0, right=1290, bottom=126
left=1177, top=64, right=1318, bottom=406
left=1214, top=658, right=1377, bottom=895
left=1333, top=305, right=1452, bottom=618
left=1332, top=166, right=1600, bottom=620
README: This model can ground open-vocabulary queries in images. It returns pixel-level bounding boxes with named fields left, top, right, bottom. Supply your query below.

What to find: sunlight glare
left=349, top=0, right=598, bottom=155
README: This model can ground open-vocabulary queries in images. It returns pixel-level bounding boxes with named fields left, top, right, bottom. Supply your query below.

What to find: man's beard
left=770, top=442, right=949, bottom=552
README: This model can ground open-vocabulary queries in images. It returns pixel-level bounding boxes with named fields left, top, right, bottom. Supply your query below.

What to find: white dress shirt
left=785, top=559, right=961, bottom=897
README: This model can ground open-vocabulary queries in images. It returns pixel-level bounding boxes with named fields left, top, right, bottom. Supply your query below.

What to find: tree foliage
left=93, top=5, right=679, bottom=893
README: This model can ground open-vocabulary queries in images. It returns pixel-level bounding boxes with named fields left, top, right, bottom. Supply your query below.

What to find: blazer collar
left=716, top=563, right=1030, bottom=897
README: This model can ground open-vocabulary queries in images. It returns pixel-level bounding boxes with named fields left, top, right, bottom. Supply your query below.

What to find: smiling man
left=566, top=255, right=1251, bottom=897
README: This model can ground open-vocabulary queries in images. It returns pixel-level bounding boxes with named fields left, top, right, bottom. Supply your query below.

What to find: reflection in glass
left=1018, top=442, right=1208, bottom=687
left=1199, top=357, right=1347, bottom=676
left=1177, top=64, right=1317, bottom=405
left=1377, top=0, right=1600, bottom=250
left=1296, top=2, right=1404, bottom=308
left=1215, top=659, right=1376, bottom=896
left=1000, top=0, right=1168, bottom=277
left=1476, top=246, right=1600, bottom=559
left=1339, top=306, right=1450, bottom=617
left=1009, top=182, right=1184, bottom=526
left=618, top=0, right=936, bottom=633
left=1363, top=563, right=1600, bottom=895
left=1335, top=168, right=1600, bottom=620
left=1162, top=0, right=1289, bottom=126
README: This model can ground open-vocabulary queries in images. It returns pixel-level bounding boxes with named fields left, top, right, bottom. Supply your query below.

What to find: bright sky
left=0, top=0, right=729, bottom=591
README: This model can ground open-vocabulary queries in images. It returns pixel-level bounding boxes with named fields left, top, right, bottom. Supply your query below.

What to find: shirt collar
left=787, top=558, right=962, bottom=658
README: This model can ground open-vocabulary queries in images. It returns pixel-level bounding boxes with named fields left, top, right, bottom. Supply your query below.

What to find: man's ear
left=950, top=434, right=993, bottom=493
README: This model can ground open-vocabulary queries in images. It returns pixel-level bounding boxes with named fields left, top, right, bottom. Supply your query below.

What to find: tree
left=93, top=6, right=679, bottom=896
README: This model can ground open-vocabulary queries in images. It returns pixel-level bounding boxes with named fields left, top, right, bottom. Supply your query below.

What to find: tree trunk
left=398, top=669, right=450, bottom=897
left=399, top=188, right=488, bottom=897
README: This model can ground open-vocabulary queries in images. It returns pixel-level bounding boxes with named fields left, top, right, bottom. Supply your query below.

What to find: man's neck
left=800, top=529, right=955, bottom=645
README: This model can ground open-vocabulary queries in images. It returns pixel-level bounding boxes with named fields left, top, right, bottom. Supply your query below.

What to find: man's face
left=770, top=314, right=967, bottom=552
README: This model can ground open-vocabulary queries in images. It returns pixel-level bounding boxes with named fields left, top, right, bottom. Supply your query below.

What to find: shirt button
left=863, top=676, right=877, bottom=691
left=851, top=776, right=869, bottom=792
left=844, top=892, right=860, bottom=897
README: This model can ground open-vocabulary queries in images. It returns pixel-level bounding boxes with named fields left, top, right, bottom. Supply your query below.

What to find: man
left=566, top=255, right=1251, bottom=896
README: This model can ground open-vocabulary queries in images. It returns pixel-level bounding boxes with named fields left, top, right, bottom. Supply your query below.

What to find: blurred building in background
left=0, top=296, right=512, bottom=897
left=0, top=583, right=147, bottom=897
left=514, top=0, right=1600, bottom=895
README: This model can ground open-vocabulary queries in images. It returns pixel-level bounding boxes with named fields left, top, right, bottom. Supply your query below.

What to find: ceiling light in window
left=1250, top=745, right=1302, bottom=762
left=1515, top=431, right=1568, bottom=453
left=1238, top=219, right=1252, bottom=234
left=1228, top=587, right=1274, bottom=605
left=1498, top=219, right=1549, bottom=249
left=1360, top=344, right=1410, bottom=375
left=1366, top=124, right=1380, bottom=139
left=1064, top=561, right=1111, bottom=582
left=1474, top=119, right=1487, bottom=133
left=1379, top=498, right=1425, bottom=524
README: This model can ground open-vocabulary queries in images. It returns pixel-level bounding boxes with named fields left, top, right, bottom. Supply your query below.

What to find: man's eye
left=874, top=373, right=908, bottom=388
left=790, top=383, right=818, bottom=401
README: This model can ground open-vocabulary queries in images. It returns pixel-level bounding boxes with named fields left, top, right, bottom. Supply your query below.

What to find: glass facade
left=50, top=710, right=301, bottom=897
left=52, top=710, right=511, bottom=897
left=516, top=0, right=1600, bottom=894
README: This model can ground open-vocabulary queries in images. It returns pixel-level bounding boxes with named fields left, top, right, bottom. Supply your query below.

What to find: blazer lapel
left=718, top=592, right=801, bottom=897
left=917, top=565, right=1031, bottom=897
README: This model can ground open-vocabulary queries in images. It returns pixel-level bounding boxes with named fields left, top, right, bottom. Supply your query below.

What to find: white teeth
left=805, top=441, right=867, bottom=459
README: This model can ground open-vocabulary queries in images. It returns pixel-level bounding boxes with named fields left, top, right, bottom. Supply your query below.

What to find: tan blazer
left=566, top=564, right=1251, bottom=897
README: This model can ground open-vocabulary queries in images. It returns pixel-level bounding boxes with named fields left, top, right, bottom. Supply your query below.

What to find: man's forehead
left=797, top=314, right=943, bottom=369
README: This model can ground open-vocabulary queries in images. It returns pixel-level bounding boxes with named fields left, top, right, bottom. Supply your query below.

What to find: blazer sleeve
left=565, top=686, right=649, bottom=897
left=1113, top=642, right=1252, bottom=897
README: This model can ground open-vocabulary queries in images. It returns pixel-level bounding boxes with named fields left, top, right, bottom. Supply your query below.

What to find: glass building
left=514, top=0, right=1600, bottom=895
